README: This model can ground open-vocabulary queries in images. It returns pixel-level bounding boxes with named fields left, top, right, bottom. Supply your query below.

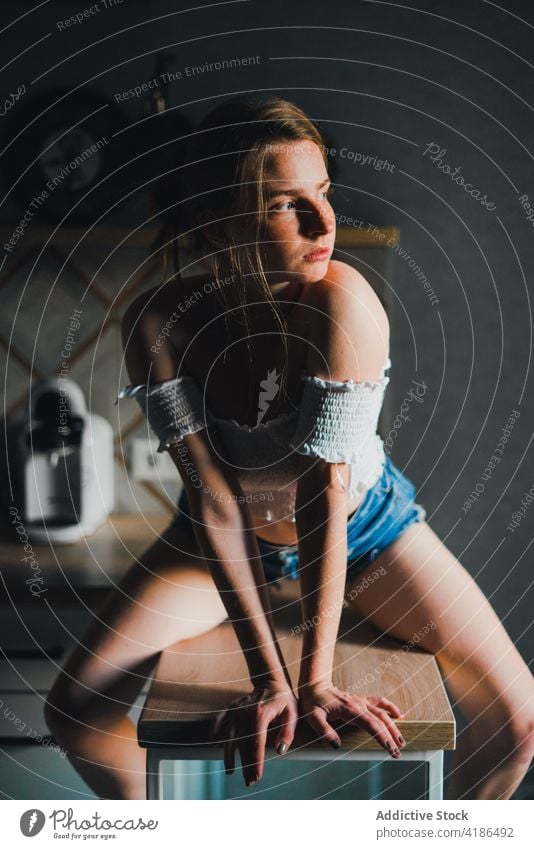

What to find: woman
left=45, top=98, right=534, bottom=800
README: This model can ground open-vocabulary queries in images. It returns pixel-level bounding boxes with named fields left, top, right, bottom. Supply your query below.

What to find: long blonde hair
left=152, top=97, right=329, bottom=411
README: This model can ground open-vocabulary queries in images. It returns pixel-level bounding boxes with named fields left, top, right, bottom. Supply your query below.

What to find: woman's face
left=255, top=139, right=336, bottom=289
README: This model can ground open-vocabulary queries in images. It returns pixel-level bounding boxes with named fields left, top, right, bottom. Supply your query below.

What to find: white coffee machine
left=9, top=377, right=115, bottom=542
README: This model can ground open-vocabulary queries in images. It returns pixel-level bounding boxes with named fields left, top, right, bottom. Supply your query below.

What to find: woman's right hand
left=299, top=683, right=406, bottom=758
left=212, top=684, right=298, bottom=786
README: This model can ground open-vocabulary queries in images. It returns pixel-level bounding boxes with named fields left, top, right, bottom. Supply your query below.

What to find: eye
left=321, top=185, right=334, bottom=200
left=269, top=199, right=297, bottom=212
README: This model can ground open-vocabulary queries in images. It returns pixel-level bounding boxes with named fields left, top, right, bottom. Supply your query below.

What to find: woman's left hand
left=212, top=685, right=299, bottom=786
left=299, top=683, right=406, bottom=757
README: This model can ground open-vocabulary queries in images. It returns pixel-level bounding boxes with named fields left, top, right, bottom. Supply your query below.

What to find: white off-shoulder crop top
left=115, top=358, right=391, bottom=525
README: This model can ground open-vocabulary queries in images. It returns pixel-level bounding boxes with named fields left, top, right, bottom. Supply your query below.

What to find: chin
left=299, top=261, right=331, bottom=282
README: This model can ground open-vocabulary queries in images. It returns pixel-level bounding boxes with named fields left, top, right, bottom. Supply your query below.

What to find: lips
left=303, top=247, right=331, bottom=261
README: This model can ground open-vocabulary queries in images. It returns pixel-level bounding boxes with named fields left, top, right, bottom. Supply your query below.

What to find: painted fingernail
left=277, top=742, right=288, bottom=755
left=399, top=735, right=406, bottom=745
left=385, top=740, right=392, bottom=750
left=330, top=739, right=341, bottom=749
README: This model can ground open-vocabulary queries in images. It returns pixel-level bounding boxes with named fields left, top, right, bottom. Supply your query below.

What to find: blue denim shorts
left=171, top=454, right=426, bottom=585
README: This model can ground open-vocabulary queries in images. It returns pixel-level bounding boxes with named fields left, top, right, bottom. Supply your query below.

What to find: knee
left=490, top=712, right=534, bottom=767
left=507, top=714, right=534, bottom=765
left=44, top=677, right=96, bottom=748
left=44, top=685, right=76, bottom=746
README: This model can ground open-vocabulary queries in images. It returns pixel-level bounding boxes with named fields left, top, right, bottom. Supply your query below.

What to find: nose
left=301, top=201, right=335, bottom=238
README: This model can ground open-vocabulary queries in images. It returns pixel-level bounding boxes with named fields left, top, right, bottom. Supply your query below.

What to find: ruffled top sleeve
left=289, top=358, right=391, bottom=493
left=114, top=375, right=214, bottom=453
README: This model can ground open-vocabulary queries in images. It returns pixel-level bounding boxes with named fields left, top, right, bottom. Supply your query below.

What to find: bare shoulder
left=120, top=281, right=193, bottom=384
left=121, top=283, right=162, bottom=329
left=312, top=260, right=388, bottom=321
left=303, top=259, right=390, bottom=382
left=122, top=280, right=177, bottom=325
left=121, top=278, right=199, bottom=349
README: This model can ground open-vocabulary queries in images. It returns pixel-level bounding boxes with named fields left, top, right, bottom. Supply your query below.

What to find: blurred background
left=0, top=0, right=533, bottom=800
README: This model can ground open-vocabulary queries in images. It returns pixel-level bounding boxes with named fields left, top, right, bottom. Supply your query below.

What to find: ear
left=198, top=209, right=229, bottom=248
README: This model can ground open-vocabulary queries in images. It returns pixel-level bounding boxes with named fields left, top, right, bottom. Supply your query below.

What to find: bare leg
left=45, top=523, right=228, bottom=800
left=345, top=520, right=534, bottom=800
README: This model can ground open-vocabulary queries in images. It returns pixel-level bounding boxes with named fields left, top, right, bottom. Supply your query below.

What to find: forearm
left=295, top=484, right=349, bottom=690
left=189, top=488, right=291, bottom=689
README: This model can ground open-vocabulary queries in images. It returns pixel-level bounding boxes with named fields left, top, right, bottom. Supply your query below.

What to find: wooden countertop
left=0, top=514, right=169, bottom=600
